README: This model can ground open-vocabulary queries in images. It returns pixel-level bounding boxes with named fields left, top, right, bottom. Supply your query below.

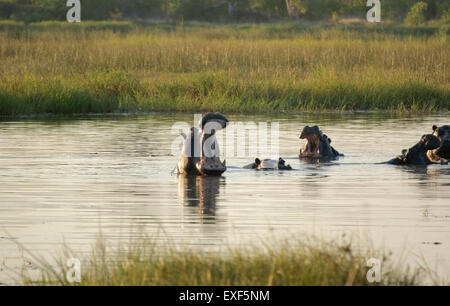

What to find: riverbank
left=0, top=22, right=448, bottom=116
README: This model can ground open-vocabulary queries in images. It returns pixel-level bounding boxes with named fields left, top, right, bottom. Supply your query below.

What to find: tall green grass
left=23, top=234, right=425, bottom=286
left=0, top=22, right=448, bottom=115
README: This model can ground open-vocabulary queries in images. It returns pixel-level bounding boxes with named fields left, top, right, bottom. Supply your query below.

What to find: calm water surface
left=0, top=113, right=449, bottom=284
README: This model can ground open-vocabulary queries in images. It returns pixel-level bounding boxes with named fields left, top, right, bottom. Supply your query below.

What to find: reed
left=0, top=21, right=448, bottom=116
left=23, top=234, right=425, bottom=286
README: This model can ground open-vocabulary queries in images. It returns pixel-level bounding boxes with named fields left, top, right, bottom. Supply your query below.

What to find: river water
left=0, top=113, right=449, bottom=284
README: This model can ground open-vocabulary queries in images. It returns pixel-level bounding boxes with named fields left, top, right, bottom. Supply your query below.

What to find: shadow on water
left=297, top=173, right=328, bottom=201
left=178, top=175, right=224, bottom=219
left=400, top=165, right=450, bottom=192
left=399, top=164, right=450, bottom=180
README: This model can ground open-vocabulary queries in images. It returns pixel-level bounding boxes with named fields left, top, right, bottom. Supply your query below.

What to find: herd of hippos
left=175, top=112, right=450, bottom=176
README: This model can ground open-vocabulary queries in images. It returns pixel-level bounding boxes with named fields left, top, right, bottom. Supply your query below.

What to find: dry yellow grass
left=0, top=22, right=448, bottom=115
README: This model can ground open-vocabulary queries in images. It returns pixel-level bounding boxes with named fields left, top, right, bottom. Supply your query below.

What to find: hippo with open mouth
left=427, top=125, right=450, bottom=163
left=176, top=113, right=229, bottom=176
left=243, top=158, right=292, bottom=170
left=299, top=126, right=342, bottom=160
left=386, top=134, right=441, bottom=165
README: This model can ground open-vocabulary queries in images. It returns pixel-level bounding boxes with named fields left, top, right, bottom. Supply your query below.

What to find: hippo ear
left=432, top=125, right=438, bottom=131
left=328, top=138, right=332, bottom=144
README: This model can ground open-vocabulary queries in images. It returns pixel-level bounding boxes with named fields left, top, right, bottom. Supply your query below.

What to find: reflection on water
left=0, top=113, right=449, bottom=284
left=178, top=175, right=223, bottom=217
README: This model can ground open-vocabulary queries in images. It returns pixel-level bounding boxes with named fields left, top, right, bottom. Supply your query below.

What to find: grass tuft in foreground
left=22, top=234, right=426, bottom=286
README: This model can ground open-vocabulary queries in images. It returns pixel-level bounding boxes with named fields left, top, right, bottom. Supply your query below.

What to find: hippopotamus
left=427, top=125, right=450, bottom=163
left=386, top=134, right=441, bottom=165
left=243, top=158, right=292, bottom=170
left=176, top=113, right=229, bottom=176
left=299, top=126, right=342, bottom=160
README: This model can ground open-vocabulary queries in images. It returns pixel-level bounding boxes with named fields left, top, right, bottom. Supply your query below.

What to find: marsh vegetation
left=23, top=234, right=426, bottom=286
left=0, top=22, right=448, bottom=116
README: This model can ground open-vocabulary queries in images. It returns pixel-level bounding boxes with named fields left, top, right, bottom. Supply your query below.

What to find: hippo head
left=196, top=113, right=229, bottom=175
left=258, top=159, right=279, bottom=170
left=252, top=157, right=291, bottom=170
left=299, top=125, right=341, bottom=160
left=421, top=134, right=441, bottom=151
left=401, top=134, right=441, bottom=165
left=431, top=125, right=450, bottom=160
left=387, top=134, right=441, bottom=166
left=299, top=126, right=323, bottom=157
left=433, top=125, right=450, bottom=142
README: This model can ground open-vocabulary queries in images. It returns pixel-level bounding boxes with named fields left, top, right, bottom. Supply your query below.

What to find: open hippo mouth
left=176, top=113, right=229, bottom=176
left=433, top=125, right=450, bottom=160
left=301, top=133, right=321, bottom=156
left=299, top=125, right=341, bottom=160
left=197, top=157, right=226, bottom=176
left=196, top=113, right=229, bottom=176
left=299, top=126, right=323, bottom=157
left=434, top=138, right=450, bottom=159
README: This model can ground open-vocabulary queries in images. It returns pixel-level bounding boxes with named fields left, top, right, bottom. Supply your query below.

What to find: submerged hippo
left=386, top=134, right=441, bottom=165
left=427, top=125, right=450, bottom=163
left=299, top=126, right=342, bottom=160
left=176, top=113, right=229, bottom=176
left=243, top=158, right=292, bottom=170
